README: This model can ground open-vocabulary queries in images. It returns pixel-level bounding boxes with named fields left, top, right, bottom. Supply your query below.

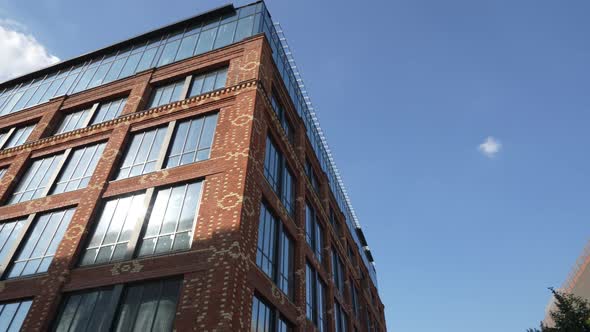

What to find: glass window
left=9, top=153, right=64, bottom=204
left=119, top=53, right=142, bottom=78
left=53, top=278, right=181, bottom=332
left=332, top=249, right=344, bottom=295
left=256, top=203, right=276, bottom=278
left=53, top=287, right=115, bottom=331
left=351, top=282, right=360, bottom=318
left=0, top=218, right=27, bottom=265
left=278, top=230, right=293, bottom=298
left=2, top=124, right=35, bottom=149
left=281, top=167, right=294, bottom=216
left=157, top=40, right=182, bottom=67
left=263, top=136, right=295, bottom=217
left=213, top=21, right=237, bottom=48
left=263, top=137, right=280, bottom=193
left=270, top=94, right=294, bottom=144
left=147, top=80, right=185, bottom=109
left=250, top=295, right=272, bottom=332
left=305, top=159, right=320, bottom=193
left=334, top=302, right=348, bottom=332
left=113, top=278, right=182, bottom=331
left=55, top=107, right=93, bottom=135
left=0, top=299, right=33, bottom=331
left=52, top=143, right=105, bottom=194
left=277, top=317, right=292, bottom=332
left=306, top=263, right=325, bottom=331
left=6, top=208, right=75, bottom=279
left=89, top=97, right=127, bottom=125
left=175, top=34, right=198, bottom=62
left=0, top=168, right=6, bottom=180
left=165, top=114, right=218, bottom=168
left=80, top=193, right=146, bottom=266
left=138, top=182, right=202, bottom=256
left=234, top=15, right=255, bottom=42
left=187, top=67, right=228, bottom=97
left=305, top=203, right=323, bottom=262
left=116, top=127, right=167, bottom=180
left=194, top=28, right=217, bottom=55
left=256, top=203, right=293, bottom=299
left=81, top=181, right=203, bottom=266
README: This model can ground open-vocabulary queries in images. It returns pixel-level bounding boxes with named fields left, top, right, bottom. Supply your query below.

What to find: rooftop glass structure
left=0, top=1, right=378, bottom=287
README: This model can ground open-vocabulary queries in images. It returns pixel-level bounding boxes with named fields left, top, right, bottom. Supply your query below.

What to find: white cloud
left=0, top=19, right=59, bottom=83
left=478, top=136, right=502, bottom=158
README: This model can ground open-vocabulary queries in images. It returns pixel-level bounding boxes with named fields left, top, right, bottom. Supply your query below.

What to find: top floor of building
left=0, top=1, right=380, bottom=289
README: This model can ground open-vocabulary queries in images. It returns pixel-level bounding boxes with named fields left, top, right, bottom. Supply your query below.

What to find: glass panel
left=175, top=34, right=198, bottom=62
left=55, top=107, right=93, bottom=135
left=234, top=15, right=255, bottom=42
left=194, top=28, right=216, bottom=55
left=165, top=113, right=218, bottom=168
left=119, top=53, right=142, bottom=79
left=90, top=97, right=127, bottom=125
left=116, top=127, right=166, bottom=180
left=0, top=218, right=27, bottom=264
left=250, top=296, right=272, bottom=332
left=6, top=208, right=75, bottom=278
left=53, top=287, right=115, bottom=332
left=0, top=299, right=33, bottom=332
left=157, top=40, right=181, bottom=67
left=213, top=21, right=237, bottom=48
left=113, top=279, right=181, bottom=332
left=52, top=143, right=106, bottom=194
left=138, top=182, right=202, bottom=257
left=256, top=203, right=276, bottom=278
left=263, top=137, right=281, bottom=193
left=147, top=80, right=184, bottom=109
left=3, top=124, right=35, bottom=149
left=9, top=153, right=64, bottom=204
left=80, top=193, right=146, bottom=266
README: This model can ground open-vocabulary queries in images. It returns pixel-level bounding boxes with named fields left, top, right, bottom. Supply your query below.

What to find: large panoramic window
left=0, top=299, right=32, bottom=331
left=53, top=278, right=182, bottom=332
left=80, top=181, right=203, bottom=266
left=0, top=3, right=260, bottom=118
left=5, top=208, right=75, bottom=279
left=147, top=67, right=228, bottom=109
left=305, top=203, right=323, bottom=263
left=55, top=97, right=127, bottom=135
left=255, top=203, right=293, bottom=298
left=0, top=124, right=35, bottom=150
left=305, top=263, right=326, bottom=332
left=115, top=113, right=218, bottom=180
left=263, top=136, right=295, bottom=216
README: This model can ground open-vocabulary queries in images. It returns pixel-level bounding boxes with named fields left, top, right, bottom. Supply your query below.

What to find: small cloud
left=0, top=19, right=59, bottom=83
left=478, top=136, right=502, bottom=158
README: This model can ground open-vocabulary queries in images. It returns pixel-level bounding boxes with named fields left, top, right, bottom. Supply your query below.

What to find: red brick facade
left=0, top=34, right=386, bottom=331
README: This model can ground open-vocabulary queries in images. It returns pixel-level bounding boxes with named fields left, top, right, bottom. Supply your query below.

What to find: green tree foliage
left=528, top=288, right=590, bottom=332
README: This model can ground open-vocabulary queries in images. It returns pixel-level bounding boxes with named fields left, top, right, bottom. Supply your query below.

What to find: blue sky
left=1, top=0, right=589, bottom=331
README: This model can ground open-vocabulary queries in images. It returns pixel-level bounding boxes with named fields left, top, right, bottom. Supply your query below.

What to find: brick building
left=0, top=2, right=385, bottom=331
